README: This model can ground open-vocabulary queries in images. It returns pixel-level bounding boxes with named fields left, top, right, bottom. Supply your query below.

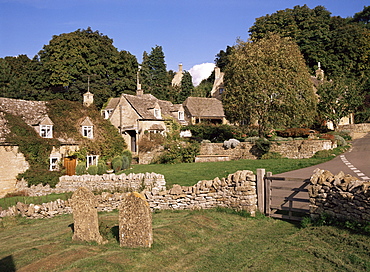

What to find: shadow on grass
left=0, top=255, right=16, bottom=272
left=111, top=226, right=119, bottom=242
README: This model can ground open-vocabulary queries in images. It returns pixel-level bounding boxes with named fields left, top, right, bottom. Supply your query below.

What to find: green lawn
left=122, top=157, right=332, bottom=187
left=1, top=209, right=369, bottom=271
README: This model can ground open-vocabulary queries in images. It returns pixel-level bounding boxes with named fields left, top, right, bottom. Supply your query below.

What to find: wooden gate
left=257, top=169, right=310, bottom=221
left=64, top=157, right=77, bottom=176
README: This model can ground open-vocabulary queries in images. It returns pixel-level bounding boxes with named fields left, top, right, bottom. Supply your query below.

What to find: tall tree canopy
left=140, top=45, right=170, bottom=100
left=223, top=34, right=317, bottom=136
left=317, top=77, right=363, bottom=129
left=37, top=27, right=138, bottom=107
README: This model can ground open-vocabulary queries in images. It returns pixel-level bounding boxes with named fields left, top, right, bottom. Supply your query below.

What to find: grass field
left=122, top=157, right=333, bottom=187
left=0, top=209, right=369, bottom=271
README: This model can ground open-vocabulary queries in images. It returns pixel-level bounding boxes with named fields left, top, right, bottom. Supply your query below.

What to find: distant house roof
left=183, top=97, right=225, bottom=118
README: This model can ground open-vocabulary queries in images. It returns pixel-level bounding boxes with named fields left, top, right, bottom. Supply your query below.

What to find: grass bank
left=0, top=209, right=369, bottom=271
left=123, top=156, right=333, bottom=187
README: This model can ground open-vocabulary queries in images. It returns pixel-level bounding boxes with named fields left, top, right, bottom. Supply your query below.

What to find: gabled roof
left=104, top=97, right=120, bottom=110
left=39, top=116, right=54, bottom=126
left=124, top=94, right=160, bottom=119
left=80, top=116, right=94, bottom=127
left=183, top=97, right=225, bottom=118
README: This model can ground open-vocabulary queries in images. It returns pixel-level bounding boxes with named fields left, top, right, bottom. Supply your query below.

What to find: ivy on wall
left=4, top=100, right=127, bottom=187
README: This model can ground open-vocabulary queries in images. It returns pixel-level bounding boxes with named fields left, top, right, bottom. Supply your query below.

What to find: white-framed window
left=49, top=157, right=59, bottom=171
left=86, top=155, right=98, bottom=167
left=102, top=109, right=113, bottom=119
left=178, top=111, right=184, bottom=121
left=40, top=125, right=53, bottom=138
left=154, top=109, right=161, bottom=119
left=82, top=126, right=93, bottom=139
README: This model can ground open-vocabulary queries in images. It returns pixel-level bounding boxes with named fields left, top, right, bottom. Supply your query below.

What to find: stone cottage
left=101, top=89, right=186, bottom=153
left=0, top=94, right=100, bottom=197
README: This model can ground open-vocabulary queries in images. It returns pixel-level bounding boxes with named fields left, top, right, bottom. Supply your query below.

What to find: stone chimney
left=215, top=67, right=221, bottom=79
left=83, top=91, right=94, bottom=107
left=136, top=66, right=143, bottom=96
left=179, top=63, right=183, bottom=73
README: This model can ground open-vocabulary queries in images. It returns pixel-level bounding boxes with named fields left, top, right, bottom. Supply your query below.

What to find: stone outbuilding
left=183, top=96, right=227, bottom=125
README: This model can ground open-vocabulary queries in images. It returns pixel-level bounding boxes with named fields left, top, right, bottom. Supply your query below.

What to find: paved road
left=269, top=133, right=370, bottom=212
left=274, top=133, right=370, bottom=180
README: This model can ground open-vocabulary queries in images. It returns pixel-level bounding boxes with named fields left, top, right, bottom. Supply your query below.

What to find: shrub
left=334, top=135, right=347, bottom=146
left=87, top=165, right=98, bottom=175
left=320, top=133, right=335, bottom=142
left=138, top=134, right=165, bottom=152
left=122, top=150, right=132, bottom=163
left=75, top=163, right=86, bottom=175
left=121, top=155, right=130, bottom=170
left=112, top=156, right=123, bottom=172
left=276, top=128, right=316, bottom=138
left=97, top=162, right=107, bottom=175
left=183, top=124, right=238, bottom=142
left=312, top=150, right=335, bottom=158
left=255, top=138, right=271, bottom=155
left=154, top=141, right=200, bottom=164
left=261, top=152, right=284, bottom=159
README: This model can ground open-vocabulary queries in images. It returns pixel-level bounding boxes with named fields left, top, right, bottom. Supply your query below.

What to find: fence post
left=256, top=168, right=266, bottom=214
left=265, top=172, right=272, bottom=216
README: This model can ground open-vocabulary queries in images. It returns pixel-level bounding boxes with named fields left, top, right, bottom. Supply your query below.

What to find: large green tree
left=223, top=34, right=317, bottom=136
left=37, top=27, right=138, bottom=107
left=177, top=71, right=194, bottom=103
left=249, top=5, right=332, bottom=73
left=140, top=45, right=170, bottom=100
left=317, top=77, right=363, bottom=129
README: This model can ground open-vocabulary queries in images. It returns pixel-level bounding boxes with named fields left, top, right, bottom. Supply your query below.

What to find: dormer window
left=40, top=125, right=53, bottom=138
left=102, top=109, right=113, bottom=119
left=80, top=117, right=94, bottom=139
left=154, top=109, right=161, bottom=119
left=178, top=111, right=184, bottom=121
left=82, top=126, right=93, bottom=139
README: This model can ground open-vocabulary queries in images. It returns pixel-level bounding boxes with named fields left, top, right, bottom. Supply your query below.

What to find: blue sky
left=0, top=0, right=368, bottom=80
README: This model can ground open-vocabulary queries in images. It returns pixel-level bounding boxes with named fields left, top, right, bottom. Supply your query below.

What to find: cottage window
left=82, top=126, right=93, bottom=139
left=40, top=125, right=53, bottom=138
left=49, top=157, right=59, bottom=171
left=219, top=88, right=224, bottom=95
left=178, top=111, right=184, bottom=121
left=102, top=109, right=113, bottom=119
left=86, top=155, right=98, bottom=167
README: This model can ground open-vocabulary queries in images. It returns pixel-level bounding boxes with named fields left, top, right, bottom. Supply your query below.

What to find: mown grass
left=122, top=156, right=333, bottom=187
left=0, top=193, right=73, bottom=210
left=0, top=209, right=369, bottom=271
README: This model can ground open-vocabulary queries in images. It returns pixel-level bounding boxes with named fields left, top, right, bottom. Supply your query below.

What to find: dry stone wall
left=0, top=170, right=258, bottom=218
left=309, top=169, right=370, bottom=222
left=199, top=140, right=335, bottom=161
left=15, top=172, right=166, bottom=196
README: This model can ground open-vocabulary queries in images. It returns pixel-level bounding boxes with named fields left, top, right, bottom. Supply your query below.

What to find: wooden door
left=64, top=158, right=77, bottom=176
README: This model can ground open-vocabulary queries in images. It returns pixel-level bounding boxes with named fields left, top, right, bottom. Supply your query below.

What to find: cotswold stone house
left=0, top=95, right=99, bottom=197
left=101, top=89, right=186, bottom=153
left=183, top=97, right=227, bottom=125
left=210, top=67, right=225, bottom=101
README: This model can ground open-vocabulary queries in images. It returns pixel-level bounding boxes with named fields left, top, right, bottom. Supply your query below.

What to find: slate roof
left=0, top=97, right=50, bottom=143
left=124, top=94, right=160, bottom=119
left=183, top=97, right=225, bottom=118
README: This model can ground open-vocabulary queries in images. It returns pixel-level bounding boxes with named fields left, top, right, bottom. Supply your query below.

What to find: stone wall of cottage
left=0, top=145, right=29, bottom=198
left=309, top=169, right=370, bottom=222
left=0, top=170, right=257, bottom=219
left=198, top=140, right=335, bottom=161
